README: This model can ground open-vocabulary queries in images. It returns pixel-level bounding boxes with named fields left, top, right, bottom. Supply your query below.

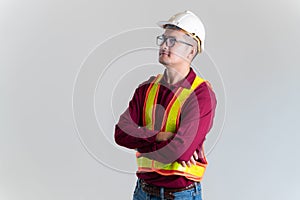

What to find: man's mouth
left=159, top=51, right=170, bottom=56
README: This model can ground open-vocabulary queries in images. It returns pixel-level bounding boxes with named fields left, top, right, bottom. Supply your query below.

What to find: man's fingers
left=193, top=151, right=199, bottom=160
left=181, top=160, right=195, bottom=167
left=156, top=132, right=175, bottom=142
left=186, top=161, right=192, bottom=167
left=167, top=132, right=175, bottom=140
left=190, top=156, right=196, bottom=165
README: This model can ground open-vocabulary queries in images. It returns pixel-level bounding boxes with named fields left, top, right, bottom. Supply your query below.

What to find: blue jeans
left=133, top=179, right=202, bottom=200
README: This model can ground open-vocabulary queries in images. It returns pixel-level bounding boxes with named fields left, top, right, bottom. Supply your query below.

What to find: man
left=115, top=10, right=217, bottom=200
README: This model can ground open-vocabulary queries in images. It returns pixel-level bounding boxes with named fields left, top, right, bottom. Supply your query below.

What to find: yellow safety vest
left=136, top=74, right=208, bottom=182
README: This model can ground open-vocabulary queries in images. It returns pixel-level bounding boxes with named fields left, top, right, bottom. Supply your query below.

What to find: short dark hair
left=163, top=24, right=182, bottom=30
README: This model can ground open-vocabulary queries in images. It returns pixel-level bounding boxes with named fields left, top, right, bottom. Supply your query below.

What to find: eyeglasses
left=156, top=35, right=193, bottom=48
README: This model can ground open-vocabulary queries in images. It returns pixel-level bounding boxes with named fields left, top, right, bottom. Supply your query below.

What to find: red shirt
left=114, top=67, right=217, bottom=188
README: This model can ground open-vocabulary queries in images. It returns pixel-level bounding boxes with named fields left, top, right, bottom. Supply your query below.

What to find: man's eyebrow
left=162, top=34, right=176, bottom=38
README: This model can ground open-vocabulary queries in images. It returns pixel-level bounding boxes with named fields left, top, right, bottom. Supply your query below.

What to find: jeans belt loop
left=194, top=182, right=198, bottom=195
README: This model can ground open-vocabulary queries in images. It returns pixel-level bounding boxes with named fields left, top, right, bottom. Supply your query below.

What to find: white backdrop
left=1, top=0, right=300, bottom=199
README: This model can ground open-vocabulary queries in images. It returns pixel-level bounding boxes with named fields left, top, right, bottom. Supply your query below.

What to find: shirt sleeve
left=114, top=81, right=160, bottom=149
left=139, top=82, right=217, bottom=164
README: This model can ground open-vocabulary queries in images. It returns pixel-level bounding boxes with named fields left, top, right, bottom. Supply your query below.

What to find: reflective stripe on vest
left=137, top=74, right=208, bottom=182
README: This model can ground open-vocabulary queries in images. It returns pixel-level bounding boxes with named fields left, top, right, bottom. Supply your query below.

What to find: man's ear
left=188, top=47, right=197, bottom=60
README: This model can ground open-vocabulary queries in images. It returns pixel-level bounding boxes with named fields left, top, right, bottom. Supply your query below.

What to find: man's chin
left=159, top=58, right=169, bottom=65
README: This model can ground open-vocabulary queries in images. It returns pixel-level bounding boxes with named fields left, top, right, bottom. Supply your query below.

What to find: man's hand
left=155, top=131, right=175, bottom=142
left=180, top=150, right=198, bottom=167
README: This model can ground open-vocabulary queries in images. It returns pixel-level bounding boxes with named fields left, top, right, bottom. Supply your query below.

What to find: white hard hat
left=157, top=10, right=205, bottom=53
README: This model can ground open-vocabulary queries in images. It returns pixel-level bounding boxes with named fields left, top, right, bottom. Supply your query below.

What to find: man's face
left=158, top=29, right=194, bottom=67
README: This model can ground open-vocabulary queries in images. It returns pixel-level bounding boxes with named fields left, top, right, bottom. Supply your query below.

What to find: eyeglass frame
left=156, top=35, right=193, bottom=48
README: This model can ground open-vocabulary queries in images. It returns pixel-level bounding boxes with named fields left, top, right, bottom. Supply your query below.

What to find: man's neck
left=165, top=65, right=190, bottom=85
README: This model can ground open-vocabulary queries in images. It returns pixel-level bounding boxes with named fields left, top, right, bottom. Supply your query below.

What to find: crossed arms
left=114, top=82, right=216, bottom=166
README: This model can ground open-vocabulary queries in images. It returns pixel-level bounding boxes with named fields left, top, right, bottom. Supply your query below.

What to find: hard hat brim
left=157, top=21, right=177, bottom=29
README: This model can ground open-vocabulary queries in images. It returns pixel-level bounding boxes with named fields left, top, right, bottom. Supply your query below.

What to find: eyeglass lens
left=157, top=36, right=176, bottom=47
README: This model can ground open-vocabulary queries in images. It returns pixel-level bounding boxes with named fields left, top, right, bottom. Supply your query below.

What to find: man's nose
left=160, top=40, right=168, bottom=50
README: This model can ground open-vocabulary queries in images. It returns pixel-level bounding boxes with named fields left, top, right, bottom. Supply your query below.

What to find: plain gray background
left=1, top=0, right=300, bottom=199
